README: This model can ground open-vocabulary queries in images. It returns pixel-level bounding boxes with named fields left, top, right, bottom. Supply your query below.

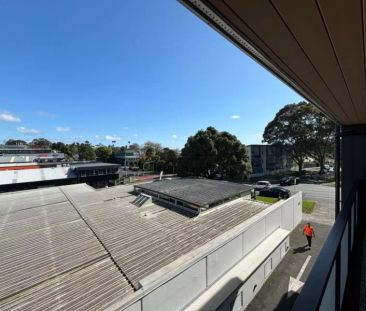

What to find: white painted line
left=288, top=255, right=312, bottom=294
left=296, top=255, right=311, bottom=280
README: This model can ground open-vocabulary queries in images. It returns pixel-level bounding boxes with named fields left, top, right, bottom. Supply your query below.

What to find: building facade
left=0, top=145, right=64, bottom=163
left=114, top=150, right=141, bottom=168
left=0, top=162, right=120, bottom=192
left=246, top=145, right=293, bottom=177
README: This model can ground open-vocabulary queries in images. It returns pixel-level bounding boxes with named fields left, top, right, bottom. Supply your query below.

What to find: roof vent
left=132, top=193, right=152, bottom=207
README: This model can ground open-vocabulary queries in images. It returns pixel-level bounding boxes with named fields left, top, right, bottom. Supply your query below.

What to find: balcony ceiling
left=181, top=0, right=366, bottom=125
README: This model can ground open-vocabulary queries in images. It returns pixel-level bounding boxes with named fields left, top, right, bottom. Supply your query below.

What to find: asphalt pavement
left=246, top=183, right=335, bottom=310
left=247, top=221, right=331, bottom=311
left=282, top=183, right=335, bottom=226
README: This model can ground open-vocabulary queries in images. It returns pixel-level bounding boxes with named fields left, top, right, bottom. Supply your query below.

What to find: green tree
left=95, top=146, right=113, bottom=162
left=156, top=148, right=179, bottom=173
left=178, top=126, right=251, bottom=180
left=306, top=106, right=335, bottom=172
left=263, top=102, right=311, bottom=174
left=4, top=139, right=27, bottom=145
left=129, top=143, right=140, bottom=152
left=67, top=143, right=79, bottom=160
left=78, top=141, right=96, bottom=161
left=30, top=138, right=52, bottom=148
left=263, top=102, right=335, bottom=174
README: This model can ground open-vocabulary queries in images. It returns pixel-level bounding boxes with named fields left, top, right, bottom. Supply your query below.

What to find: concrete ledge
left=185, top=228, right=290, bottom=311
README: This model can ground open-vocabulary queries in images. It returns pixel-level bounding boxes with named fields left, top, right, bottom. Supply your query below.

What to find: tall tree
left=4, top=139, right=27, bottom=145
left=95, top=146, right=113, bottom=162
left=263, top=102, right=311, bottom=173
left=306, top=106, right=335, bottom=172
left=129, top=143, right=140, bottom=152
left=30, top=138, right=52, bottom=148
left=263, top=102, right=335, bottom=174
left=78, top=141, right=96, bottom=161
left=156, top=148, right=179, bottom=173
left=178, top=126, right=251, bottom=180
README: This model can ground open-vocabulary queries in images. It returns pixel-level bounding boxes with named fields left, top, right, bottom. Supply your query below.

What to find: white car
left=254, top=180, right=271, bottom=190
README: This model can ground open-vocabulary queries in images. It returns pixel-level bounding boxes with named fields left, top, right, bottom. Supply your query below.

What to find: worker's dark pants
left=306, top=235, right=312, bottom=247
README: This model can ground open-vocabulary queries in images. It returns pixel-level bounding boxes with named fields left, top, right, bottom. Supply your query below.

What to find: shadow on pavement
left=292, top=245, right=310, bottom=254
left=274, top=292, right=299, bottom=311
left=201, top=277, right=242, bottom=310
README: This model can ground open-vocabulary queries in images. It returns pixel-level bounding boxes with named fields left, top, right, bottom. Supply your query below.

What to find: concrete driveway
left=282, top=183, right=335, bottom=226
left=247, top=221, right=331, bottom=311
left=246, top=183, right=335, bottom=310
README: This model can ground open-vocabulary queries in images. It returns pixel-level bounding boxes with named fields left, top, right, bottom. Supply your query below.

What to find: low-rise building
left=0, top=162, right=120, bottom=192
left=0, top=178, right=302, bottom=310
left=114, top=150, right=141, bottom=168
left=0, top=145, right=64, bottom=163
left=247, top=144, right=293, bottom=177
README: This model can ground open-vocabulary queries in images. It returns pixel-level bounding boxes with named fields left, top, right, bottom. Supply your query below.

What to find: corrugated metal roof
left=61, top=184, right=268, bottom=289
left=0, top=186, right=134, bottom=310
left=1, top=258, right=132, bottom=311
left=0, top=182, right=269, bottom=309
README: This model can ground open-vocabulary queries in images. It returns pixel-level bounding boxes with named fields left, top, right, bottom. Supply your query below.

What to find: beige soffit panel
left=180, top=0, right=366, bottom=125
left=317, top=0, right=366, bottom=122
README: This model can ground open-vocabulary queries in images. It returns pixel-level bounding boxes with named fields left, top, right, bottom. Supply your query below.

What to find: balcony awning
left=180, top=0, right=366, bottom=125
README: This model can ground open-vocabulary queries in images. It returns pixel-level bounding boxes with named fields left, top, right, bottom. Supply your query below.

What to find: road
left=282, top=183, right=335, bottom=226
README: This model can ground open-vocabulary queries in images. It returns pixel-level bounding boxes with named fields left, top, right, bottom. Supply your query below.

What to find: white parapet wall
left=120, top=191, right=302, bottom=311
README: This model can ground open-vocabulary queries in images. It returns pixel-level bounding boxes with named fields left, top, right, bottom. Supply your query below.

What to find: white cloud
left=17, top=126, right=41, bottom=134
left=172, top=134, right=178, bottom=139
left=132, top=133, right=138, bottom=138
left=0, top=112, right=21, bottom=122
left=94, top=135, right=99, bottom=139
left=105, top=135, right=121, bottom=141
left=37, top=111, right=56, bottom=119
left=56, top=126, right=70, bottom=132
left=231, top=115, right=240, bottom=120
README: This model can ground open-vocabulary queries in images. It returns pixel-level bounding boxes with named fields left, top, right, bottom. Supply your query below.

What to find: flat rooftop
left=0, top=166, right=75, bottom=186
left=0, top=182, right=269, bottom=310
left=71, top=162, right=120, bottom=169
left=135, top=178, right=252, bottom=208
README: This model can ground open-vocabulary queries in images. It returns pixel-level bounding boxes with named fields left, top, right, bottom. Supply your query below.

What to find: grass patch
left=256, top=196, right=279, bottom=204
left=302, top=200, right=316, bottom=214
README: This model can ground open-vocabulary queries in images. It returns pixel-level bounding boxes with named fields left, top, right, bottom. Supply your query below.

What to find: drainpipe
left=335, top=125, right=341, bottom=217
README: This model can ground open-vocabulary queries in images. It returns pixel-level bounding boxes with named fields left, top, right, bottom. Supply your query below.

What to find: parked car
left=259, top=186, right=291, bottom=199
left=254, top=180, right=271, bottom=190
left=280, top=176, right=298, bottom=186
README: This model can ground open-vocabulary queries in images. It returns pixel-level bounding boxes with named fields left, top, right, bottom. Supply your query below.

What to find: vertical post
left=335, top=125, right=341, bottom=217
left=335, top=125, right=341, bottom=310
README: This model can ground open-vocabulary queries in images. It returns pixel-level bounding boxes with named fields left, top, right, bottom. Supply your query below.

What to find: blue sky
left=0, top=0, right=303, bottom=148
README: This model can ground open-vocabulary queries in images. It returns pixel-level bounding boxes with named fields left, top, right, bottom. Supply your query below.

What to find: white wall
left=207, top=235, right=243, bottom=285
left=217, top=237, right=290, bottom=311
left=142, top=259, right=206, bottom=311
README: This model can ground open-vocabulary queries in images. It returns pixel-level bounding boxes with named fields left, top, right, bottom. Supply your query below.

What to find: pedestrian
left=303, top=223, right=315, bottom=249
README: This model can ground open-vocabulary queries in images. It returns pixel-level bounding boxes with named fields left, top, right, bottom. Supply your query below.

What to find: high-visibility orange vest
left=303, top=225, right=314, bottom=236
